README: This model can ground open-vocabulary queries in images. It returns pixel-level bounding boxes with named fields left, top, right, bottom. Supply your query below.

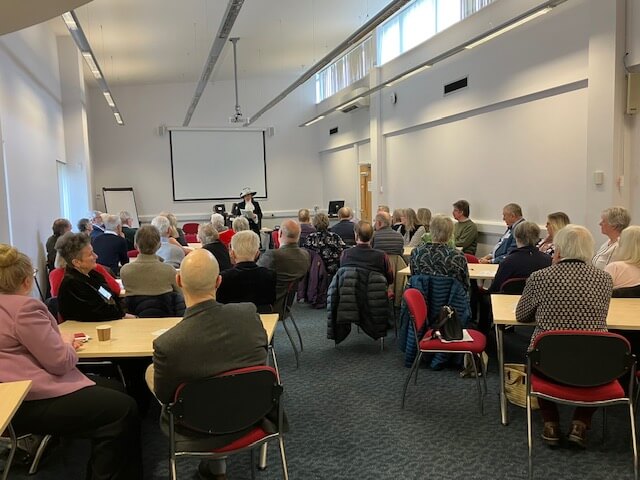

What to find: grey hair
left=119, top=210, right=132, bottom=223
left=514, top=221, right=541, bottom=247
left=430, top=215, right=454, bottom=243
left=232, top=216, right=250, bottom=232
left=555, top=224, right=594, bottom=262
left=312, top=213, right=330, bottom=231
left=210, top=213, right=226, bottom=231
left=103, top=214, right=121, bottom=231
left=134, top=225, right=161, bottom=255
left=504, top=203, right=523, bottom=217
left=197, top=223, right=219, bottom=244
left=231, top=230, right=260, bottom=260
left=151, top=215, right=171, bottom=237
left=55, top=232, right=91, bottom=265
left=602, top=206, right=631, bottom=232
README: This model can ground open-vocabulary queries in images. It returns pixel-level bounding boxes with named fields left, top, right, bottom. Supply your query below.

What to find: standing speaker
left=626, top=73, right=640, bottom=115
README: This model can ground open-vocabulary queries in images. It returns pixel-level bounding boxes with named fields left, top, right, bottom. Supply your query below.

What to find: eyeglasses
left=32, top=268, right=38, bottom=277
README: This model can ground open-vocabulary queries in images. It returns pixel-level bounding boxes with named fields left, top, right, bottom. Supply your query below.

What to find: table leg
left=496, top=323, right=509, bottom=425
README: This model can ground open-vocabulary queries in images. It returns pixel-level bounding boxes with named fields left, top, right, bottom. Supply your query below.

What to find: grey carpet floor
left=3, top=302, right=638, bottom=479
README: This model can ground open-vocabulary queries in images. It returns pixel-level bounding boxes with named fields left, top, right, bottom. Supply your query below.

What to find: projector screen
left=169, top=129, right=267, bottom=201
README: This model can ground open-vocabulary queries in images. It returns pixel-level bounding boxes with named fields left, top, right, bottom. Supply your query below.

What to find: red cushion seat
left=418, top=329, right=486, bottom=353
left=212, top=426, right=269, bottom=453
left=530, top=373, right=625, bottom=402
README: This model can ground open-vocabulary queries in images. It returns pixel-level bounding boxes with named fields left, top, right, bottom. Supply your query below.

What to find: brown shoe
left=542, top=422, right=561, bottom=447
left=568, top=420, right=588, bottom=448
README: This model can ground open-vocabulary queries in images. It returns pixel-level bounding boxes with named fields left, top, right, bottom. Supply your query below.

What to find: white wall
left=0, top=23, right=66, bottom=271
left=88, top=75, right=323, bottom=226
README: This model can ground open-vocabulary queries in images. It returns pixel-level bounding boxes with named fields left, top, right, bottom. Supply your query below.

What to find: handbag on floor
left=504, top=363, right=539, bottom=410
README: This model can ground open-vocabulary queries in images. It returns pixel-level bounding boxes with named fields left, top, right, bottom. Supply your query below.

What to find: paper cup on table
left=96, top=325, right=112, bottom=342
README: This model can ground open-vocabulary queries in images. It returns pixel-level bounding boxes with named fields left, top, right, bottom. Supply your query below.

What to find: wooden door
left=359, top=164, right=372, bottom=223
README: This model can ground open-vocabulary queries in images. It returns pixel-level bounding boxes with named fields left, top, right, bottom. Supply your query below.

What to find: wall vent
left=444, top=77, right=468, bottom=95
left=329, top=127, right=339, bottom=135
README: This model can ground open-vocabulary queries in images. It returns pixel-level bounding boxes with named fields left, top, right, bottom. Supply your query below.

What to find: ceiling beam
left=0, top=0, right=92, bottom=35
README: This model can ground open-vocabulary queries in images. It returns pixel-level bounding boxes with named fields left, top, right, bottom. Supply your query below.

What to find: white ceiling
left=49, top=0, right=393, bottom=86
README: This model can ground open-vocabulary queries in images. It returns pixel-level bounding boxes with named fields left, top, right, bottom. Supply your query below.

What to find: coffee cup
left=96, top=325, right=112, bottom=342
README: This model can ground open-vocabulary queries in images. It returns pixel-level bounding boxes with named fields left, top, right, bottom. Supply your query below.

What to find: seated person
left=198, top=223, right=232, bottom=272
left=120, top=225, right=184, bottom=317
left=340, top=221, right=394, bottom=284
left=0, top=244, right=142, bottom=479
left=152, top=215, right=185, bottom=268
left=516, top=225, right=612, bottom=447
left=408, top=208, right=431, bottom=248
left=298, top=208, right=316, bottom=245
left=258, top=219, right=310, bottom=314
left=452, top=200, right=478, bottom=255
left=211, top=213, right=233, bottom=247
left=410, top=215, right=469, bottom=291
left=160, top=211, right=188, bottom=247
left=232, top=216, right=251, bottom=234
left=217, top=231, right=276, bottom=312
left=152, top=249, right=267, bottom=479
left=371, top=211, right=404, bottom=255
left=57, top=232, right=127, bottom=321
left=45, top=218, right=71, bottom=271
left=303, top=212, right=346, bottom=276
left=90, top=210, right=105, bottom=240
left=479, top=203, right=525, bottom=264
left=49, top=248, right=121, bottom=298
left=593, top=206, right=631, bottom=270
left=605, top=225, right=640, bottom=289
left=488, top=221, right=552, bottom=293
left=537, top=211, right=570, bottom=257
left=400, top=208, right=420, bottom=246
left=330, top=207, right=356, bottom=246
left=120, top=210, right=138, bottom=251
left=77, top=217, right=92, bottom=237
left=92, top=214, right=129, bottom=276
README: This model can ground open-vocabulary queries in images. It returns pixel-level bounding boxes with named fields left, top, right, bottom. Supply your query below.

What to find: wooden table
left=491, top=294, right=640, bottom=425
left=59, top=314, right=279, bottom=358
left=403, top=246, right=413, bottom=258
left=0, top=380, right=31, bottom=433
left=396, top=263, right=499, bottom=281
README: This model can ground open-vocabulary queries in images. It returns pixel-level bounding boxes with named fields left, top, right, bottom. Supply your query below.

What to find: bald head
left=178, top=249, right=220, bottom=298
left=279, top=219, right=301, bottom=245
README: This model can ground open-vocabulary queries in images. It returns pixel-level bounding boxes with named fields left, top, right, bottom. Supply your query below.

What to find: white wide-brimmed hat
left=239, top=187, right=257, bottom=198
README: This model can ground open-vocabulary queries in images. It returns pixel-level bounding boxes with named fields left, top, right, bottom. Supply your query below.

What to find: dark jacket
left=58, top=268, right=125, bottom=322
left=371, top=227, right=404, bottom=255
left=327, top=267, right=389, bottom=344
left=125, top=292, right=186, bottom=318
left=297, top=249, right=329, bottom=309
left=232, top=200, right=263, bottom=235
left=257, top=244, right=310, bottom=315
left=217, top=261, right=276, bottom=313
left=90, top=224, right=104, bottom=240
left=122, top=225, right=138, bottom=251
left=488, top=245, right=552, bottom=293
left=92, top=233, right=129, bottom=276
left=202, top=241, right=232, bottom=272
left=299, top=223, right=316, bottom=246
left=398, top=274, right=471, bottom=367
left=330, top=219, right=356, bottom=246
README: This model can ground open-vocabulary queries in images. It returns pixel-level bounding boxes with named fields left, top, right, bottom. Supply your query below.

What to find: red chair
left=464, top=253, right=479, bottom=264
left=165, top=366, right=288, bottom=480
left=127, top=249, right=139, bottom=258
left=184, top=233, right=198, bottom=243
left=181, top=223, right=199, bottom=235
left=271, top=230, right=280, bottom=249
left=401, top=288, right=487, bottom=413
left=526, top=331, right=637, bottom=480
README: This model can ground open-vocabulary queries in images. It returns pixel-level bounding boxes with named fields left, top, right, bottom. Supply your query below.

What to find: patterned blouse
left=409, top=243, right=469, bottom=291
left=536, top=237, right=555, bottom=257
left=303, top=230, right=347, bottom=275
left=516, top=259, right=612, bottom=350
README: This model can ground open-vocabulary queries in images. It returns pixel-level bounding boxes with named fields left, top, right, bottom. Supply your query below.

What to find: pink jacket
left=0, top=294, right=94, bottom=400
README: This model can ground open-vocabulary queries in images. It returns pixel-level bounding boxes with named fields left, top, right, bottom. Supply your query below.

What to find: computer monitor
left=327, top=200, right=345, bottom=218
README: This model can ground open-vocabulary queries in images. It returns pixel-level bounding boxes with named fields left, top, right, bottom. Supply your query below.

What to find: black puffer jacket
left=125, top=292, right=186, bottom=318
left=327, top=267, right=389, bottom=344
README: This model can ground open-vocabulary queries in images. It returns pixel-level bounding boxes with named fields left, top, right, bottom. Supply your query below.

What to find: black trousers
left=11, top=377, right=142, bottom=480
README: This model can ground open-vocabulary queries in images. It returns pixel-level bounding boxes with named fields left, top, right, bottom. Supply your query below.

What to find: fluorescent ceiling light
left=304, top=116, right=325, bottom=126
left=103, top=92, right=115, bottom=107
left=465, top=7, right=551, bottom=49
left=81, top=52, right=102, bottom=79
left=336, top=97, right=364, bottom=111
left=114, top=112, right=123, bottom=125
left=61, top=12, right=78, bottom=30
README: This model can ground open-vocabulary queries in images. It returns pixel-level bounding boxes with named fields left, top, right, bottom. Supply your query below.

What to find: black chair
left=165, top=366, right=288, bottom=480
left=526, top=331, right=637, bottom=480
left=499, top=277, right=528, bottom=295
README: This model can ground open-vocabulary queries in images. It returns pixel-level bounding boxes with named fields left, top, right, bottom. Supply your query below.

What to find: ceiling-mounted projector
left=229, top=114, right=245, bottom=124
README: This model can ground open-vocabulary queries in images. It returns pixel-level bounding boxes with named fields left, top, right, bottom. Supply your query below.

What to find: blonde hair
left=0, top=244, right=32, bottom=294
left=615, top=225, right=640, bottom=266
left=416, top=208, right=432, bottom=229
left=554, top=224, right=594, bottom=262
left=403, top=208, right=418, bottom=232
left=430, top=215, right=454, bottom=243
left=160, top=211, right=180, bottom=238
left=232, top=216, right=250, bottom=232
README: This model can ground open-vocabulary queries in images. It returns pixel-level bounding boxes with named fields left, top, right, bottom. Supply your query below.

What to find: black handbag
left=431, top=305, right=463, bottom=341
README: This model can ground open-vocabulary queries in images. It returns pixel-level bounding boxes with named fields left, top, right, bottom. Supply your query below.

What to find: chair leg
left=414, top=352, right=423, bottom=386
left=269, top=345, right=281, bottom=383
left=602, top=408, right=607, bottom=445
left=629, top=402, right=638, bottom=480
left=278, top=436, right=289, bottom=480
left=170, top=455, right=177, bottom=480
left=527, top=394, right=533, bottom=480
left=258, top=443, right=268, bottom=470
left=289, top=311, right=304, bottom=352
left=380, top=337, right=384, bottom=352
left=401, top=352, right=421, bottom=409
left=1, top=424, right=17, bottom=480
left=28, top=434, right=52, bottom=474
left=470, top=354, right=483, bottom=415
left=280, top=318, right=300, bottom=369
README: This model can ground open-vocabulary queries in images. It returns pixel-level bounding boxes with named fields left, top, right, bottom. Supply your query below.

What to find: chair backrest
left=464, top=254, right=479, bottom=264
left=44, top=297, right=63, bottom=324
left=127, top=249, right=139, bottom=258
left=499, top=277, right=527, bottom=294
left=182, top=223, right=199, bottom=235
left=184, top=233, right=198, bottom=243
left=529, top=330, right=633, bottom=387
left=403, top=288, right=428, bottom=334
left=271, top=230, right=280, bottom=249
left=169, top=366, right=281, bottom=436
left=612, top=285, right=640, bottom=298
